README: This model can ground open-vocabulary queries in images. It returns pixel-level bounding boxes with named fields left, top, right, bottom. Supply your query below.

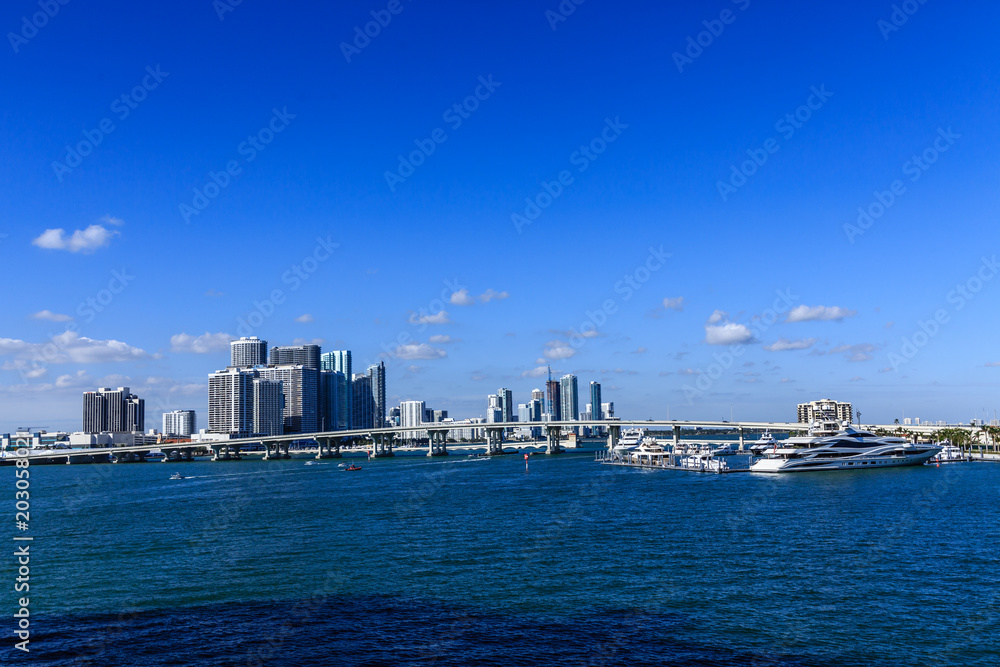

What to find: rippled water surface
left=4, top=453, right=998, bottom=665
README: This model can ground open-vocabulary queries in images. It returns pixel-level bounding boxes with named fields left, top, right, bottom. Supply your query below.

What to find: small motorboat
left=344, top=464, right=362, bottom=471
left=169, top=472, right=185, bottom=480
left=337, top=463, right=347, bottom=468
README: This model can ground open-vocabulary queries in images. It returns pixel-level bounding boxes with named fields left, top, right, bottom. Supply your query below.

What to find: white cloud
left=32, top=224, right=120, bottom=253
left=985, top=362, right=1000, bottom=367
left=829, top=343, right=877, bottom=362
left=0, top=331, right=153, bottom=364
left=706, top=310, right=728, bottom=325
left=100, top=215, right=125, bottom=226
left=394, top=343, right=447, bottom=360
left=429, top=334, right=458, bottom=344
left=30, top=310, right=72, bottom=322
left=449, top=289, right=475, bottom=306
left=677, top=368, right=701, bottom=375
left=786, top=305, right=857, bottom=323
left=849, top=376, right=865, bottom=382
left=170, top=332, right=232, bottom=354
left=663, top=297, right=684, bottom=311
left=632, top=347, right=647, bottom=354
left=406, top=365, right=422, bottom=373
left=408, top=311, right=451, bottom=325
left=543, top=340, right=576, bottom=360
left=764, top=337, right=817, bottom=352
left=294, top=314, right=314, bottom=323
left=205, top=289, right=225, bottom=298
left=479, top=289, right=509, bottom=303
left=521, top=366, right=550, bottom=378
left=705, top=323, right=754, bottom=346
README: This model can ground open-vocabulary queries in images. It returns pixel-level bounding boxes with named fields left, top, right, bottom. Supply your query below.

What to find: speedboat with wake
left=169, top=472, right=186, bottom=480
left=751, top=425, right=941, bottom=473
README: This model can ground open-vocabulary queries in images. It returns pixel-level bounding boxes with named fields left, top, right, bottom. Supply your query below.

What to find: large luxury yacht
left=750, top=423, right=941, bottom=473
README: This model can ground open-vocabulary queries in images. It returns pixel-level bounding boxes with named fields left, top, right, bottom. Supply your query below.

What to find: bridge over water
left=9, top=419, right=986, bottom=465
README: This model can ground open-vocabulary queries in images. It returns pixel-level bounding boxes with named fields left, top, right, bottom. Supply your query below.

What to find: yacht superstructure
left=751, top=424, right=941, bottom=473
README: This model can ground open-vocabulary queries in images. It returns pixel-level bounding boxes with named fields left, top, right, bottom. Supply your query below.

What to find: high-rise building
left=258, top=365, right=319, bottom=434
left=208, top=368, right=257, bottom=437
left=82, top=387, right=144, bottom=433
left=546, top=380, right=562, bottom=421
left=318, top=370, right=342, bottom=431
left=601, top=402, right=614, bottom=419
left=269, top=344, right=321, bottom=369
left=400, top=400, right=426, bottom=439
left=531, top=388, right=545, bottom=405
left=231, top=337, right=267, bottom=367
left=589, top=381, right=603, bottom=433
left=368, top=361, right=386, bottom=428
left=163, top=410, right=197, bottom=437
left=82, top=391, right=106, bottom=433
left=486, top=394, right=502, bottom=423
left=352, top=373, right=374, bottom=430
left=321, top=351, right=352, bottom=429
left=252, top=378, right=284, bottom=436
left=498, top=388, right=514, bottom=423
left=797, top=399, right=853, bottom=424
left=125, top=396, right=144, bottom=433
left=560, top=374, right=579, bottom=426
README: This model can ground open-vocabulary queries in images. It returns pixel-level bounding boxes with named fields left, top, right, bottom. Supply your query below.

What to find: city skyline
left=3, top=1, right=1000, bottom=432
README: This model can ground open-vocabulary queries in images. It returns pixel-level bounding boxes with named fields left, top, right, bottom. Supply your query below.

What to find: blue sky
left=2, top=0, right=999, bottom=433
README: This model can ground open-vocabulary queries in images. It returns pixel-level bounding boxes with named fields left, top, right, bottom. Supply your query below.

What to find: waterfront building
left=368, top=361, right=386, bottom=428
left=498, top=388, right=514, bottom=423
left=546, top=380, right=562, bottom=421
left=258, top=365, right=319, bottom=434
left=560, top=374, right=579, bottom=428
left=208, top=368, right=257, bottom=437
left=269, top=344, right=321, bottom=369
left=231, top=336, right=267, bottom=367
left=82, top=387, right=144, bottom=433
left=352, top=373, right=375, bottom=429
left=798, top=399, right=853, bottom=424
left=252, top=378, right=284, bottom=436
left=433, top=410, right=448, bottom=422
left=589, top=381, right=603, bottom=435
left=601, top=402, right=614, bottom=420
left=388, top=406, right=401, bottom=427
left=321, top=351, right=352, bottom=429
left=163, top=410, right=196, bottom=437
left=400, top=400, right=426, bottom=440
left=318, top=370, right=342, bottom=431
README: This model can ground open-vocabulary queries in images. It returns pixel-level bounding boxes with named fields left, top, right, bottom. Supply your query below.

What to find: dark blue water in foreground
left=4, top=452, right=999, bottom=666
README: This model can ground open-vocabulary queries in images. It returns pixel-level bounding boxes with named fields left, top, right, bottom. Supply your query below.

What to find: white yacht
left=929, top=441, right=968, bottom=464
left=748, top=431, right=777, bottom=455
left=751, top=425, right=941, bottom=473
left=613, top=428, right=646, bottom=453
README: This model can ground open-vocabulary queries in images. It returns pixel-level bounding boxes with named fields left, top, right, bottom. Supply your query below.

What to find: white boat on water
left=748, top=431, right=777, bottom=455
left=929, top=441, right=969, bottom=464
left=751, top=424, right=941, bottom=473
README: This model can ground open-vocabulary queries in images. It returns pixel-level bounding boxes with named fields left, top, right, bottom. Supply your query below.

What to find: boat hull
left=751, top=450, right=938, bottom=473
